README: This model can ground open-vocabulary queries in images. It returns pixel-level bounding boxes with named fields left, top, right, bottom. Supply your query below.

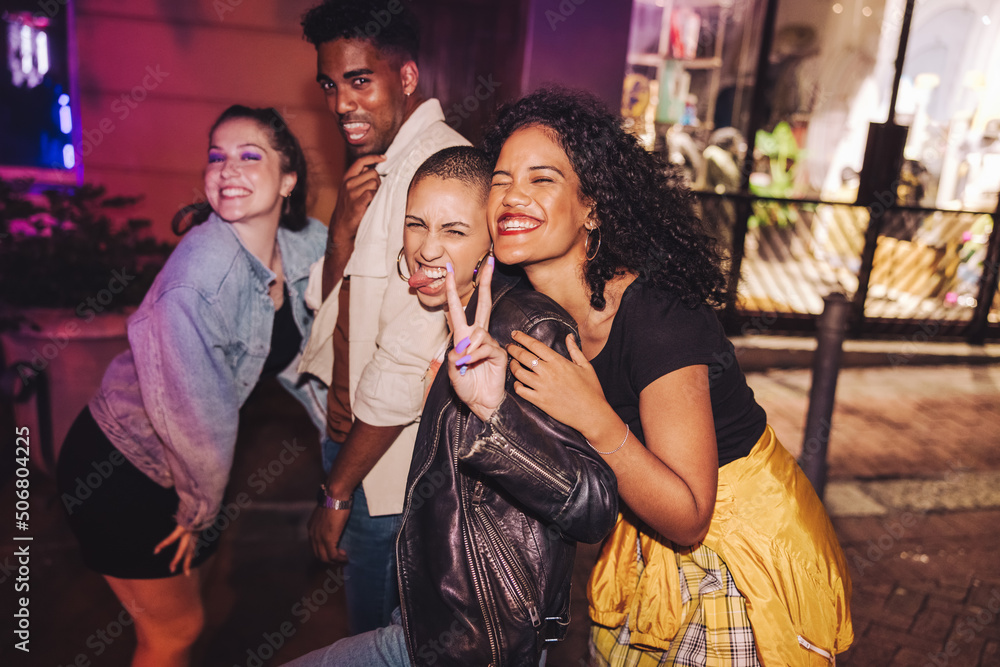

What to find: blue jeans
left=281, top=607, right=548, bottom=667
left=282, top=607, right=410, bottom=667
left=322, top=436, right=403, bottom=635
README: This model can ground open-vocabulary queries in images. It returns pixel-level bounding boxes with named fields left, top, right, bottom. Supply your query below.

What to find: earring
left=396, top=247, right=411, bottom=282
left=472, top=247, right=494, bottom=288
left=585, top=226, right=602, bottom=261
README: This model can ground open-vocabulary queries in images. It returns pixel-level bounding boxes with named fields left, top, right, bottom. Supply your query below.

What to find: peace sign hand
left=445, top=257, right=507, bottom=422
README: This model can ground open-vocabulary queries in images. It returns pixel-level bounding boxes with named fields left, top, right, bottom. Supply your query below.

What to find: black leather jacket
left=396, top=273, right=619, bottom=667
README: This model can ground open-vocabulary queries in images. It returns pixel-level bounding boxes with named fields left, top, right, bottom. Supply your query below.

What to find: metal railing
left=694, top=192, right=1000, bottom=342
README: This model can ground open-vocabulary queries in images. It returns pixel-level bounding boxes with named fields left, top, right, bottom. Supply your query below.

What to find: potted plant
left=0, top=177, right=174, bottom=472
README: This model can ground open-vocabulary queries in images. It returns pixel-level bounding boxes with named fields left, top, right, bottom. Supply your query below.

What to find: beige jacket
left=299, top=100, right=469, bottom=516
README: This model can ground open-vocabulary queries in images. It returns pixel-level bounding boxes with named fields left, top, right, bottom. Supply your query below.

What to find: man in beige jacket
left=299, top=0, right=468, bottom=634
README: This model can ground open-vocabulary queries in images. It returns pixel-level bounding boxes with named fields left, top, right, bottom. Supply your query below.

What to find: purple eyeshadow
left=241, top=152, right=262, bottom=160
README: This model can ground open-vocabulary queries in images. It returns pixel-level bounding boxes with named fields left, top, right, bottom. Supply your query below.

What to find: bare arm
left=308, top=419, right=405, bottom=562
left=590, top=365, right=718, bottom=545
left=509, top=333, right=718, bottom=546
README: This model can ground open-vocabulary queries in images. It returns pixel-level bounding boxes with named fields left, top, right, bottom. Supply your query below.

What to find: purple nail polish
left=459, top=365, right=467, bottom=376
left=446, top=262, right=453, bottom=273
left=456, top=354, right=472, bottom=366
left=456, top=337, right=471, bottom=353
left=488, top=256, right=494, bottom=267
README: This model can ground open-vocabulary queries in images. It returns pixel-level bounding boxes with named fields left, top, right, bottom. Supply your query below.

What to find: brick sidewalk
left=2, top=364, right=997, bottom=665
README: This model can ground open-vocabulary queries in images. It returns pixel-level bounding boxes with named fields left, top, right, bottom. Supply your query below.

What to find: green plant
left=0, top=178, right=174, bottom=323
left=749, top=121, right=805, bottom=229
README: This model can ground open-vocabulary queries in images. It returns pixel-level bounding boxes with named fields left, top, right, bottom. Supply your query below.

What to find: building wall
left=69, top=0, right=630, bottom=239
left=74, top=0, right=342, bottom=238
left=520, top=0, right=632, bottom=114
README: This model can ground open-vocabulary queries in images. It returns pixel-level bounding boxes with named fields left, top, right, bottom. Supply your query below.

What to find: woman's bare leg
left=103, top=569, right=204, bottom=667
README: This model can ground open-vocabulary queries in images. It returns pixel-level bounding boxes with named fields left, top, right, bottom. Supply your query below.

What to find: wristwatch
left=317, top=484, right=353, bottom=510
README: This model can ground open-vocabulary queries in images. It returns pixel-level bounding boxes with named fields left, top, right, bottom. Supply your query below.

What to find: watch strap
left=317, top=485, right=353, bottom=510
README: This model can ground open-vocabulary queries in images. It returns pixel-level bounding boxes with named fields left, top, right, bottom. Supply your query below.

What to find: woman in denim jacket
left=56, top=105, right=327, bottom=666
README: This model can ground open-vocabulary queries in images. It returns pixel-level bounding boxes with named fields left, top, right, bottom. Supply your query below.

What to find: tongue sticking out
left=408, top=268, right=439, bottom=289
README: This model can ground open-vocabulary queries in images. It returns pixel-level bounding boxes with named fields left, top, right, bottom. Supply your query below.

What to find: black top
left=261, top=285, right=302, bottom=378
left=589, top=281, right=766, bottom=467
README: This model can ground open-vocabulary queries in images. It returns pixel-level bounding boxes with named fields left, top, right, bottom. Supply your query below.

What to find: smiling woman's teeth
left=221, top=187, right=251, bottom=197
left=500, top=218, right=540, bottom=231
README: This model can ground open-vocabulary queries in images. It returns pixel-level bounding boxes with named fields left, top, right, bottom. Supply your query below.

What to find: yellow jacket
left=588, top=426, right=853, bottom=666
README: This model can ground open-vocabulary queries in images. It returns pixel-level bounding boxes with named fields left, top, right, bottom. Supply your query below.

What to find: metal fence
left=694, top=193, right=1000, bottom=342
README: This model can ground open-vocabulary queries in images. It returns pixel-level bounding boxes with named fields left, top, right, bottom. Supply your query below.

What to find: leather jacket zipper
left=484, top=432, right=573, bottom=497
left=460, top=416, right=502, bottom=665
left=397, top=399, right=450, bottom=660
left=471, top=483, right=542, bottom=628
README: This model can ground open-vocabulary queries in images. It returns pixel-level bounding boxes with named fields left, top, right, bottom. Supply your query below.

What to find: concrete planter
left=2, top=308, right=133, bottom=475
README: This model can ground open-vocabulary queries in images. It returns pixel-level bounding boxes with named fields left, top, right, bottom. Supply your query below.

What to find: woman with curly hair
left=484, top=88, right=852, bottom=666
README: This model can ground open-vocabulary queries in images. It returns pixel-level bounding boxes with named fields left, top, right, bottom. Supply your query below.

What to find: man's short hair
left=410, top=147, right=492, bottom=204
left=301, top=0, right=420, bottom=63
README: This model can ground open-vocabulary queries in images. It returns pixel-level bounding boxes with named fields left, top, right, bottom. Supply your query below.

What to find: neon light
left=60, top=104, right=73, bottom=133
left=59, top=94, right=69, bottom=105
left=63, top=144, right=76, bottom=169
left=36, top=31, right=48, bottom=76
left=20, top=25, right=32, bottom=75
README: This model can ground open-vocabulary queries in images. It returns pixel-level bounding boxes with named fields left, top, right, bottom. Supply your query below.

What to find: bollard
left=799, top=293, right=852, bottom=499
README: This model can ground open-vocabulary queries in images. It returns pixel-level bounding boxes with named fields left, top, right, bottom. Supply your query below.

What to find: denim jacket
left=89, top=214, right=327, bottom=531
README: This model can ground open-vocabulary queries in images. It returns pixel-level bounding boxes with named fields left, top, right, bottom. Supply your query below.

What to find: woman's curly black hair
left=171, top=105, right=309, bottom=235
left=483, top=88, right=728, bottom=310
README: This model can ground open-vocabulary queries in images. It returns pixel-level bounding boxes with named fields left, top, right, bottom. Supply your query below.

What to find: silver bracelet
left=586, top=423, right=630, bottom=455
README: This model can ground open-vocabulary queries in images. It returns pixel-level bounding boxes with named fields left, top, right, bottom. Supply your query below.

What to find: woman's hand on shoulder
left=445, top=258, right=507, bottom=421
left=506, top=331, right=614, bottom=438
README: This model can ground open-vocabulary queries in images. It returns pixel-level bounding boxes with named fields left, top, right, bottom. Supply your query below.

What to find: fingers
left=308, top=508, right=350, bottom=564
left=474, top=256, right=494, bottom=331
left=345, top=154, right=386, bottom=177
left=450, top=328, right=502, bottom=373
left=509, top=330, right=560, bottom=363
left=444, top=263, right=467, bottom=339
left=153, top=524, right=185, bottom=555
left=565, top=333, right=590, bottom=366
left=180, top=534, right=195, bottom=577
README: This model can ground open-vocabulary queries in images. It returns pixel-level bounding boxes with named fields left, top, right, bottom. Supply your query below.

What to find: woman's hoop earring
left=472, top=247, right=494, bottom=288
left=396, top=247, right=411, bottom=282
left=585, top=226, right=602, bottom=261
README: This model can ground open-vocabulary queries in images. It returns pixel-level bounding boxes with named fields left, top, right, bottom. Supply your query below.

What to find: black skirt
left=56, top=407, right=220, bottom=579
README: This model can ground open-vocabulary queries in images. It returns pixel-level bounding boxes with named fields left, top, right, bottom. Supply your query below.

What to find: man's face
left=316, top=38, right=413, bottom=158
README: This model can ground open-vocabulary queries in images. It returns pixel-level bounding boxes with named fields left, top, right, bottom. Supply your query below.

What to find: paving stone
left=884, top=586, right=927, bottom=618
left=892, top=647, right=934, bottom=666
left=968, top=581, right=1000, bottom=611
left=913, top=609, right=959, bottom=644
left=865, top=622, right=942, bottom=652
